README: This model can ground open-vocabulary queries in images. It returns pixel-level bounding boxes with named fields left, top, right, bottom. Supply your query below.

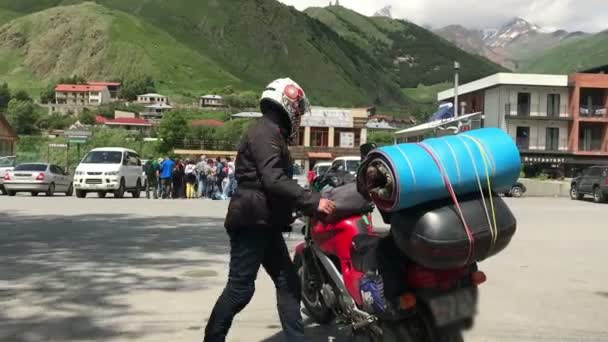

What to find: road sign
left=68, top=138, right=87, bottom=144
left=49, top=143, right=68, bottom=148
left=64, top=129, right=92, bottom=138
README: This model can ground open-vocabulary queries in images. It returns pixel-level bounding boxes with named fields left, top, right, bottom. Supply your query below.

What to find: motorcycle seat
left=351, top=234, right=381, bottom=272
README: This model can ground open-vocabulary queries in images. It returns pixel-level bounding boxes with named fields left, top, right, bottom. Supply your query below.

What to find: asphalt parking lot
left=1, top=195, right=608, bottom=342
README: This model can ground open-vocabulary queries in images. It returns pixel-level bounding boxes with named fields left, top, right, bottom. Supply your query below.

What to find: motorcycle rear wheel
left=294, top=255, right=334, bottom=324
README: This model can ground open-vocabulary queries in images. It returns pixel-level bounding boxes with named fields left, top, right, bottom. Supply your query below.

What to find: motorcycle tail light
left=471, top=271, right=487, bottom=285
left=407, top=264, right=469, bottom=289
left=399, top=293, right=417, bottom=310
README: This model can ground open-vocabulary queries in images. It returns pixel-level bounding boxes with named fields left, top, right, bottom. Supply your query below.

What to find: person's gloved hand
left=318, top=198, right=336, bottom=214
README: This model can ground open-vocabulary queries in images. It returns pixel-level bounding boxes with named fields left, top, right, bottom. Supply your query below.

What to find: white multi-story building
left=55, top=84, right=112, bottom=106
left=437, top=70, right=608, bottom=176
left=136, top=93, right=169, bottom=105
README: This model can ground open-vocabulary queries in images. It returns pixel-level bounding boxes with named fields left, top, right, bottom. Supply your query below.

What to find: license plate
left=428, top=288, right=476, bottom=327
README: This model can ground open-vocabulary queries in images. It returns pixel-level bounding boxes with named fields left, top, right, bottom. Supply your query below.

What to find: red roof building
left=87, top=82, right=121, bottom=100
left=105, top=117, right=151, bottom=127
left=191, top=119, right=225, bottom=128
left=55, top=84, right=107, bottom=92
left=55, top=84, right=112, bottom=106
left=87, top=82, right=121, bottom=87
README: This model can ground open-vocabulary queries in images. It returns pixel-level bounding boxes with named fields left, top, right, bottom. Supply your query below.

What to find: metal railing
left=579, top=139, right=603, bottom=152
left=515, top=137, right=569, bottom=152
left=505, top=103, right=569, bottom=118
left=579, top=105, right=607, bottom=117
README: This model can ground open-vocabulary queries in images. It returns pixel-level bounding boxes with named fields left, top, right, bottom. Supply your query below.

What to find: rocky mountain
left=305, top=6, right=503, bottom=89
left=484, top=17, right=541, bottom=48
left=435, top=17, right=590, bottom=70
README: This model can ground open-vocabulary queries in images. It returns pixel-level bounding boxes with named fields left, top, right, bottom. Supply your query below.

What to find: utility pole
left=454, top=61, right=460, bottom=119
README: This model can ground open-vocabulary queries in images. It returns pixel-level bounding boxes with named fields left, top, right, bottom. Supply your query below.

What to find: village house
left=0, top=114, right=17, bottom=156
left=200, top=95, right=225, bottom=108
left=136, top=93, right=169, bottom=105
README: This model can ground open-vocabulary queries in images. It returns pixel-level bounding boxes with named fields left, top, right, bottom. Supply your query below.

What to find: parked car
left=502, top=182, right=527, bottom=198
left=312, top=162, right=332, bottom=178
left=140, top=159, right=149, bottom=189
left=331, top=156, right=361, bottom=175
left=292, top=164, right=309, bottom=189
left=0, top=155, right=16, bottom=195
left=570, top=166, right=608, bottom=203
left=3, top=163, right=73, bottom=196
left=73, top=147, right=144, bottom=199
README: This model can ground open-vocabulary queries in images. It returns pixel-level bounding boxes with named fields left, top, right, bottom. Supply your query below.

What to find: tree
left=158, top=111, right=188, bottom=153
left=78, top=110, right=96, bottom=125
left=37, top=113, right=76, bottom=130
left=120, top=76, right=156, bottom=101
left=6, top=99, right=40, bottom=135
left=13, top=90, right=32, bottom=102
left=367, top=131, right=394, bottom=146
left=0, top=82, right=10, bottom=111
left=40, top=84, right=56, bottom=104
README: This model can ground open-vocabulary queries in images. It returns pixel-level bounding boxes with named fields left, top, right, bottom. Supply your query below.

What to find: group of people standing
left=144, top=155, right=235, bottom=200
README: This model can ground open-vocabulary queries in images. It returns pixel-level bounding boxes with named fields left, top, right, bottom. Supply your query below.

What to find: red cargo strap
left=416, top=143, right=475, bottom=264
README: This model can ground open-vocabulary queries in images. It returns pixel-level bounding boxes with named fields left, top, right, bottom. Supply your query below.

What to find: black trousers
left=203, top=227, right=304, bottom=342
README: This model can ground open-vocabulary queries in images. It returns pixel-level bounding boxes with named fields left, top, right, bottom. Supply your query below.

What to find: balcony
left=515, top=137, right=569, bottom=153
left=505, top=103, right=570, bottom=120
left=580, top=105, right=607, bottom=118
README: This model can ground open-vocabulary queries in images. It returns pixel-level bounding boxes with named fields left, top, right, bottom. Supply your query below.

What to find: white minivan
left=73, top=147, right=144, bottom=198
left=331, top=156, right=361, bottom=175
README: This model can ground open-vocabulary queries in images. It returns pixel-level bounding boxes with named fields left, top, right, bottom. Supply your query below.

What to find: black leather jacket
left=225, top=113, right=320, bottom=229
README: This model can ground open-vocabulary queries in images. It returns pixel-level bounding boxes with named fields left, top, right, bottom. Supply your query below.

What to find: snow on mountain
left=484, top=17, right=541, bottom=48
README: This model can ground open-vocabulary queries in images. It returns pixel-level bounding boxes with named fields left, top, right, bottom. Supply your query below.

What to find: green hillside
left=0, top=7, right=18, bottom=24
left=522, top=31, right=608, bottom=73
left=0, top=3, right=242, bottom=96
left=0, top=0, right=407, bottom=107
left=305, top=6, right=504, bottom=88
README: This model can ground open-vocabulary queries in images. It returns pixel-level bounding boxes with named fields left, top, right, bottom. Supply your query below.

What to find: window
left=49, top=165, right=59, bottom=174
left=82, top=151, right=123, bottom=164
left=0, top=156, right=15, bottom=167
left=14, top=164, right=47, bottom=172
left=588, top=168, right=602, bottom=177
left=294, top=127, right=305, bottom=146
left=331, top=160, right=345, bottom=172
left=346, top=160, right=361, bottom=173
left=546, top=127, right=559, bottom=151
left=517, top=93, right=531, bottom=116
left=579, top=125, right=602, bottom=151
left=310, top=127, right=329, bottom=147
left=515, top=126, right=530, bottom=149
left=547, top=94, right=561, bottom=117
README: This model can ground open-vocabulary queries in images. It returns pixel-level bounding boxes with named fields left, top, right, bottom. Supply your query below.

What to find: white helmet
left=260, top=78, right=311, bottom=141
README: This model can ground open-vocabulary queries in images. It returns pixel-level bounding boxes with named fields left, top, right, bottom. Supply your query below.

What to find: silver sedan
left=3, top=163, right=74, bottom=196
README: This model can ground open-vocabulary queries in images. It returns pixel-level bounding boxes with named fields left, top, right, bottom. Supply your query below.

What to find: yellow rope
left=462, top=135, right=499, bottom=247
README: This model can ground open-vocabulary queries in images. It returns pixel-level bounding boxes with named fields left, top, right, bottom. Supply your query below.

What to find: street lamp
left=454, top=61, right=460, bottom=119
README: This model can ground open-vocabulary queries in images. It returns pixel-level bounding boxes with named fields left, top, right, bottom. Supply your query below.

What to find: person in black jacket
left=203, top=78, right=335, bottom=342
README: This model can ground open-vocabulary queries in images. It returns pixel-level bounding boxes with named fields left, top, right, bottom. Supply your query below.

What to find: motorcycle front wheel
left=294, top=255, right=334, bottom=324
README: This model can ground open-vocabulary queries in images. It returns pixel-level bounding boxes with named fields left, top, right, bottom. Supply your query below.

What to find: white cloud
left=278, top=0, right=608, bottom=32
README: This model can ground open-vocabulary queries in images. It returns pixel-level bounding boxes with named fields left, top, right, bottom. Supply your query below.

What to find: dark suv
left=571, top=166, right=608, bottom=203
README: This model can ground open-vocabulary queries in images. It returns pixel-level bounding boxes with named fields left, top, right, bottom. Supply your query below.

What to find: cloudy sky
left=277, top=0, right=608, bottom=32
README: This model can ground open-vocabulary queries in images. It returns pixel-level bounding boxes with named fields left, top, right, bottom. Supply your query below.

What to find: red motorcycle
left=293, top=196, right=492, bottom=341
